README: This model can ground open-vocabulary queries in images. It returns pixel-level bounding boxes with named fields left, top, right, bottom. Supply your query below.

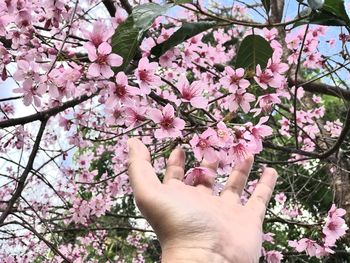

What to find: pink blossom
left=90, top=194, right=112, bottom=217
left=254, top=65, right=282, bottom=89
left=148, top=104, right=185, bottom=139
left=227, top=89, right=255, bottom=113
left=157, top=28, right=174, bottom=44
left=279, top=116, right=291, bottom=137
left=266, top=52, right=288, bottom=76
left=290, top=85, right=305, bottom=101
left=263, top=28, right=278, bottom=41
left=323, top=204, right=348, bottom=246
left=323, top=216, right=348, bottom=246
left=105, top=103, right=125, bottom=126
left=265, top=250, right=283, bottom=263
left=140, top=37, right=156, bottom=57
left=13, top=80, right=46, bottom=107
left=106, top=72, right=138, bottom=106
left=177, top=76, right=208, bottom=109
left=190, top=128, right=218, bottom=163
left=328, top=204, right=347, bottom=218
left=274, top=192, right=287, bottom=204
left=183, top=167, right=216, bottom=186
left=288, top=238, right=321, bottom=257
left=13, top=59, right=41, bottom=82
left=324, top=120, right=342, bottom=137
left=282, top=205, right=301, bottom=218
left=220, top=67, right=250, bottom=92
left=159, top=49, right=178, bottom=67
left=230, top=140, right=251, bottom=163
left=83, top=21, right=114, bottom=48
left=214, top=121, right=232, bottom=147
left=48, top=63, right=81, bottom=99
left=135, top=57, right=162, bottom=94
left=312, top=95, right=322, bottom=103
left=253, top=93, right=281, bottom=116
left=263, top=232, right=275, bottom=243
left=87, top=42, right=123, bottom=78
left=217, top=150, right=232, bottom=176
left=113, top=8, right=127, bottom=26
left=124, top=103, right=147, bottom=128
left=78, top=170, right=97, bottom=183
left=246, top=116, right=273, bottom=153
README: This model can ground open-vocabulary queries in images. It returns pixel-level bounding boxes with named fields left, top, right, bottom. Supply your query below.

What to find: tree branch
left=120, top=0, right=132, bottom=14
left=291, top=78, right=350, bottom=101
left=0, top=120, right=47, bottom=226
left=264, top=107, right=350, bottom=160
left=0, top=91, right=98, bottom=129
left=102, top=0, right=116, bottom=17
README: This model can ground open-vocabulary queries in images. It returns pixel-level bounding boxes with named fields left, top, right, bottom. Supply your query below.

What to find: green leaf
left=111, top=18, right=140, bottom=71
left=151, top=21, right=217, bottom=57
left=323, top=0, right=350, bottom=26
left=294, top=0, right=350, bottom=28
left=262, top=0, right=270, bottom=14
left=235, top=35, right=273, bottom=70
left=132, top=3, right=172, bottom=29
left=112, top=3, right=172, bottom=70
left=294, top=10, right=347, bottom=27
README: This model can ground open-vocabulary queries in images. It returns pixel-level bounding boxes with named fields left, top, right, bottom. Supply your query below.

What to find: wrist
left=161, top=246, right=233, bottom=263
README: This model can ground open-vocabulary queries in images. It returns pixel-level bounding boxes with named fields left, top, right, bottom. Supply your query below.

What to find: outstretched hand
left=127, top=138, right=278, bottom=263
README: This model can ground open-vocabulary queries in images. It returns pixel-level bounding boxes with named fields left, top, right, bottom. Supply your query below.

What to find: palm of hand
left=128, top=138, right=277, bottom=263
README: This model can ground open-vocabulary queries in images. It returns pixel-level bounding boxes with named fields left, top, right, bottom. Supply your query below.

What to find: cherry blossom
left=323, top=205, right=348, bottom=246
left=274, top=192, right=287, bottom=204
left=105, top=72, right=138, bottom=105
left=83, top=21, right=114, bottom=48
left=148, top=104, right=185, bottom=139
left=265, top=250, right=283, bottom=263
left=190, top=128, right=218, bottom=163
left=220, top=67, right=250, bottom=92
left=135, top=57, right=162, bottom=94
left=254, top=65, right=282, bottom=89
left=183, top=167, right=216, bottom=186
left=226, top=88, right=255, bottom=113
left=87, top=42, right=123, bottom=78
left=177, top=76, right=208, bottom=109
left=13, top=80, right=46, bottom=107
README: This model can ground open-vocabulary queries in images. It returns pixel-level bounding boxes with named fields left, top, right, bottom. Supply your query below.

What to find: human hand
left=127, top=138, right=278, bottom=263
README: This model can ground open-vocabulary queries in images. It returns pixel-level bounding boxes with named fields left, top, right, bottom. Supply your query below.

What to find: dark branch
left=120, top=0, right=132, bottom=14
left=0, top=120, right=47, bottom=226
left=289, top=78, right=350, bottom=101
left=102, top=0, right=116, bottom=17
left=264, top=107, right=350, bottom=160
left=0, top=91, right=98, bottom=129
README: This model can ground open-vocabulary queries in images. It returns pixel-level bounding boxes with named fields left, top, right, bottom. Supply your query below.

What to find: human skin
left=127, top=138, right=278, bottom=262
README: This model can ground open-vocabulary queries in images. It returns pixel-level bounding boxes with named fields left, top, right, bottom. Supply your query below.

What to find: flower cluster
left=289, top=205, right=348, bottom=259
left=190, top=118, right=272, bottom=165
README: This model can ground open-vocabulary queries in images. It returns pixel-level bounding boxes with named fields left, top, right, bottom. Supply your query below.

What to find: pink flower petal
left=98, top=42, right=112, bottom=55
left=107, top=54, right=123, bottom=67
left=100, top=64, right=114, bottom=78
left=190, top=97, right=208, bottom=109
left=148, top=108, right=163, bottom=123
left=88, top=63, right=101, bottom=77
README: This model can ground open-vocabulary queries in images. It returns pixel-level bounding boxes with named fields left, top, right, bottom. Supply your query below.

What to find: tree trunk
left=270, top=0, right=350, bottom=239
left=332, top=151, right=350, bottom=241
